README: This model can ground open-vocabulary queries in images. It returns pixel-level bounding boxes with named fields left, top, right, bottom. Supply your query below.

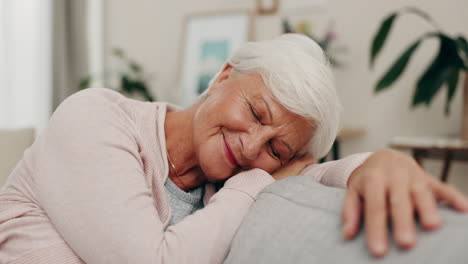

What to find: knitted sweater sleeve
left=35, top=90, right=273, bottom=264
left=300, top=152, right=373, bottom=188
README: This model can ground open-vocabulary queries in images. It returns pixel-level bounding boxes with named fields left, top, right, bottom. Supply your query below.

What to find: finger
left=364, top=183, right=389, bottom=257
left=432, top=181, right=468, bottom=212
left=412, top=182, right=442, bottom=230
left=389, top=184, right=416, bottom=249
left=342, top=188, right=362, bottom=240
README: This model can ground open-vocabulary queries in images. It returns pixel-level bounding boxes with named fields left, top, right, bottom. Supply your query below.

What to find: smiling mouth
left=222, top=132, right=240, bottom=168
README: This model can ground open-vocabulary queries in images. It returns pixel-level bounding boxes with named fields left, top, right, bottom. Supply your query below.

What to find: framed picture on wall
left=178, top=10, right=254, bottom=107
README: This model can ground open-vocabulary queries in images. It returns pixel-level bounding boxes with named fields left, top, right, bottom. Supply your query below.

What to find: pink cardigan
left=0, top=88, right=371, bottom=264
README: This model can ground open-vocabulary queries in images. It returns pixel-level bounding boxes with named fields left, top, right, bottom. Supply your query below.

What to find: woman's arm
left=300, top=152, right=372, bottom=188
left=35, top=90, right=273, bottom=264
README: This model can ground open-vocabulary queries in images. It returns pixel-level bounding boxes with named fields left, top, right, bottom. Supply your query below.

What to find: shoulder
left=53, top=88, right=136, bottom=121
left=58, top=88, right=125, bottom=110
left=59, top=88, right=171, bottom=126
left=48, top=89, right=136, bottom=138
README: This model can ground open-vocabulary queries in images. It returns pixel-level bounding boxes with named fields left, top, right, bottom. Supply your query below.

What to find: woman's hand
left=272, top=156, right=315, bottom=181
left=342, top=149, right=468, bottom=258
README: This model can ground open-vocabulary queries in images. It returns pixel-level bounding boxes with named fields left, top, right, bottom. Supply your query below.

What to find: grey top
left=164, top=177, right=205, bottom=226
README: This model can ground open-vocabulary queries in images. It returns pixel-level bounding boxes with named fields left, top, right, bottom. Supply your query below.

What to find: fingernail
left=398, top=232, right=415, bottom=246
left=342, top=228, right=348, bottom=238
left=428, top=214, right=442, bottom=226
left=343, top=223, right=351, bottom=238
left=372, top=241, right=387, bottom=257
left=461, top=200, right=468, bottom=211
left=344, top=221, right=351, bottom=230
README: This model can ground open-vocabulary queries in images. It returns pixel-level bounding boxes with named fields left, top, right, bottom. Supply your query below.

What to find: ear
left=211, top=64, right=233, bottom=87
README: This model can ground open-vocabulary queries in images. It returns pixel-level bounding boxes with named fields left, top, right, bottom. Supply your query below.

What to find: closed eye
left=249, top=104, right=261, bottom=122
left=269, top=140, right=281, bottom=160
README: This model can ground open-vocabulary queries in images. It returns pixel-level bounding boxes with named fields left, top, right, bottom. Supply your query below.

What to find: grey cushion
left=225, top=175, right=468, bottom=264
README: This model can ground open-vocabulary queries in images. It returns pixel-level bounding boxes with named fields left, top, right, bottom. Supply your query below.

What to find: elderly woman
left=0, top=34, right=467, bottom=264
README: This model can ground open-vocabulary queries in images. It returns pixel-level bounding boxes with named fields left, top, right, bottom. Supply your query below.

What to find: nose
left=240, top=126, right=272, bottom=162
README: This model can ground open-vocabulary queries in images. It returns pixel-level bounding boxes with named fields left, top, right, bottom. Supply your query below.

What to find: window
left=0, top=0, right=52, bottom=131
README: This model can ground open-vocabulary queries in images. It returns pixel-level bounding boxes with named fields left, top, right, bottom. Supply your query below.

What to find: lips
left=222, top=133, right=240, bottom=168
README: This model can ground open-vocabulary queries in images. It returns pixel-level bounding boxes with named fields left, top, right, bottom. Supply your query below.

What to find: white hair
left=201, top=33, right=341, bottom=159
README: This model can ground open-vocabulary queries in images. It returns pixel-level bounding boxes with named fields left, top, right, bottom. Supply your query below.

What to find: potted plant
left=79, top=48, right=155, bottom=102
left=370, top=7, right=468, bottom=139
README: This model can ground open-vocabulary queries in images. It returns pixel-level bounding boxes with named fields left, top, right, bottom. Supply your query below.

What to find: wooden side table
left=390, top=137, right=468, bottom=182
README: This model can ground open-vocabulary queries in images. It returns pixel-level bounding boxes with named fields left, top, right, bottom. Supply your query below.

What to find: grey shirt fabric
left=225, top=175, right=468, bottom=264
left=164, top=178, right=205, bottom=226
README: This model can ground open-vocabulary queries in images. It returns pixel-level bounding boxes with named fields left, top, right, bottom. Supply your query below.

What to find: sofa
left=0, top=128, right=35, bottom=186
left=225, top=175, right=468, bottom=263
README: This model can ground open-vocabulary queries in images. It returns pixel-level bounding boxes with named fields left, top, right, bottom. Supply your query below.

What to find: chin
left=199, top=157, right=233, bottom=183
left=198, top=141, right=235, bottom=182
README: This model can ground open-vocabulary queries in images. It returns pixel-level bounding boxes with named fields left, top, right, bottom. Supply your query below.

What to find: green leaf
left=375, top=38, right=422, bottom=92
left=456, top=36, right=468, bottom=54
left=78, top=76, right=91, bottom=90
left=445, top=68, right=460, bottom=115
left=404, top=7, right=436, bottom=25
left=129, top=62, right=142, bottom=73
left=370, top=13, right=397, bottom=67
left=113, top=48, right=125, bottom=58
left=327, top=56, right=343, bottom=68
left=282, top=19, right=294, bottom=34
left=413, top=65, right=451, bottom=107
left=413, top=35, right=463, bottom=107
left=455, top=36, right=468, bottom=69
left=132, top=81, right=146, bottom=91
left=121, top=75, right=133, bottom=93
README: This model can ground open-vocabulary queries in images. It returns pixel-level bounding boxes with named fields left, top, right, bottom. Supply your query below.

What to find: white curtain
left=0, top=0, right=52, bottom=132
left=52, top=0, right=104, bottom=110
left=0, top=0, right=104, bottom=132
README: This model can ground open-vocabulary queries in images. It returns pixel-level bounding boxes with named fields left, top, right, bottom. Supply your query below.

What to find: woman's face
left=193, top=65, right=314, bottom=182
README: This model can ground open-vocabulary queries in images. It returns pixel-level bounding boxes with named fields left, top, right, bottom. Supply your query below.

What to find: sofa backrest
left=0, top=128, right=35, bottom=186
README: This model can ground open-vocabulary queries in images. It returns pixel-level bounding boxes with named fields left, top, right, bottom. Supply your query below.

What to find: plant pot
left=462, top=72, right=468, bottom=141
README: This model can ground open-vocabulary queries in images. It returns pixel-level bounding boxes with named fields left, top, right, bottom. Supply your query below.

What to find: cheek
left=215, top=105, right=251, bottom=133
left=196, top=133, right=234, bottom=182
left=195, top=97, right=248, bottom=133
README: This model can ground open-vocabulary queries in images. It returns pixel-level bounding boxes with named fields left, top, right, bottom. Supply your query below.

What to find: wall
left=104, top=0, right=468, bottom=192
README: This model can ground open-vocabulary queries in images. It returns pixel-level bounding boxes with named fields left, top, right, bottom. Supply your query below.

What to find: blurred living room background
left=1, top=0, right=468, bottom=192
